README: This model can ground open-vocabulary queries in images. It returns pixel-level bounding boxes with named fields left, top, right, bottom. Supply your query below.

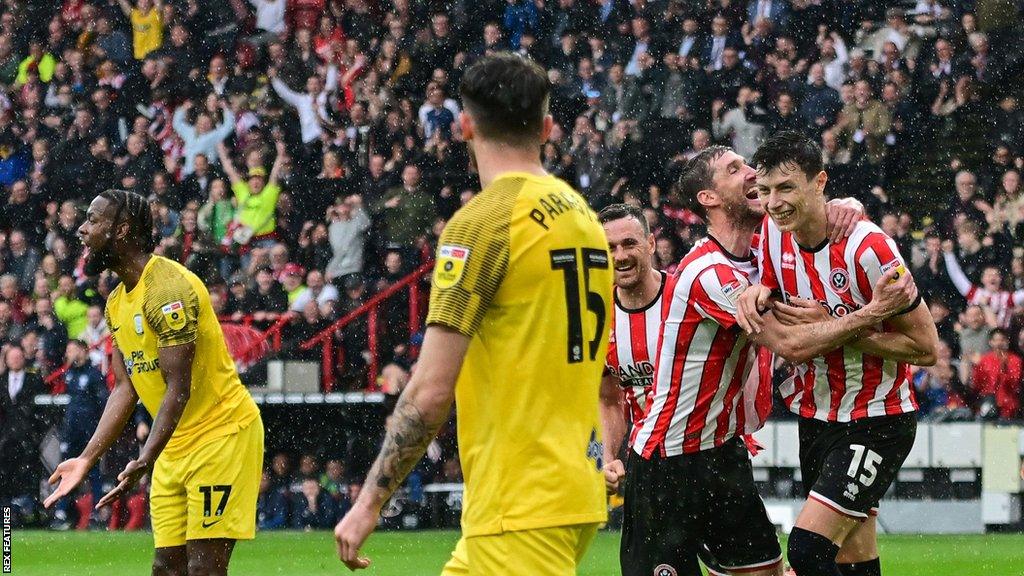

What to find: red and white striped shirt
left=942, top=251, right=1024, bottom=328
left=606, top=272, right=666, bottom=432
left=758, top=219, right=918, bottom=422
left=632, top=237, right=774, bottom=458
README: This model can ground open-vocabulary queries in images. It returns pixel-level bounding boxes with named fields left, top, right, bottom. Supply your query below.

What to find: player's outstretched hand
left=866, top=266, right=917, bottom=319
left=736, top=285, right=773, bottom=334
left=824, top=198, right=864, bottom=243
left=335, top=503, right=377, bottom=571
left=602, top=459, right=625, bottom=494
left=43, top=457, right=91, bottom=508
left=772, top=297, right=830, bottom=326
left=96, top=458, right=151, bottom=509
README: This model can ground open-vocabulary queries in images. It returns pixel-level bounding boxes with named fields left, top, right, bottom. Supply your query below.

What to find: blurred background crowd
left=1, top=0, right=1024, bottom=530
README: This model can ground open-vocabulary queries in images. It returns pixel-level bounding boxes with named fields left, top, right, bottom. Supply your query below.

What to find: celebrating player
left=737, top=131, right=938, bottom=576
left=333, top=53, right=612, bottom=574
left=599, top=203, right=733, bottom=576
left=45, top=189, right=264, bottom=575
left=621, top=144, right=916, bottom=576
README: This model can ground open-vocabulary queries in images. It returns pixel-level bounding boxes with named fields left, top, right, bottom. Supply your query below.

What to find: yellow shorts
left=150, top=417, right=264, bottom=548
left=440, top=523, right=599, bottom=576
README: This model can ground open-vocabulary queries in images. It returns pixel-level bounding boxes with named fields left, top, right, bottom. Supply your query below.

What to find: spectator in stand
left=116, top=0, right=164, bottom=61
left=913, top=339, right=968, bottom=419
left=942, top=240, right=1024, bottom=329
left=4, top=183, right=43, bottom=244
left=969, top=328, right=1022, bottom=420
left=291, top=477, right=338, bottom=530
left=171, top=99, right=236, bottom=176
left=325, top=194, right=370, bottom=284
left=50, top=340, right=107, bottom=530
left=268, top=62, right=338, bottom=150
left=257, top=470, right=289, bottom=530
left=53, top=275, right=88, bottom=339
left=217, top=140, right=287, bottom=258
left=0, top=345, right=47, bottom=522
left=939, top=170, right=989, bottom=237
left=320, top=459, right=348, bottom=502
left=372, top=164, right=436, bottom=252
left=248, top=0, right=287, bottom=47
left=81, top=305, right=108, bottom=369
left=280, top=262, right=307, bottom=308
left=26, top=297, right=67, bottom=375
left=835, top=79, right=890, bottom=171
left=290, top=269, right=338, bottom=317
left=956, top=304, right=992, bottom=383
left=712, top=85, right=767, bottom=160
left=247, top=266, right=289, bottom=329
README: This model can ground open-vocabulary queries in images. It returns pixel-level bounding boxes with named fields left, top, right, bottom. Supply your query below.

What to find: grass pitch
left=9, top=530, right=1024, bottom=575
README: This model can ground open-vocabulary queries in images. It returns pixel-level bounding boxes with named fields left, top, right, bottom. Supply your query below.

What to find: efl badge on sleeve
left=880, top=260, right=907, bottom=283
left=720, top=276, right=748, bottom=306
left=161, top=301, right=187, bottom=330
left=133, top=314, right=144, bottom=335
left=434, top=245, right=470, bottom=289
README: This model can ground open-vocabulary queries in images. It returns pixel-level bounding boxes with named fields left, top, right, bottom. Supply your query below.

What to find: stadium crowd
left=1, top=0, right=1024, bottom=529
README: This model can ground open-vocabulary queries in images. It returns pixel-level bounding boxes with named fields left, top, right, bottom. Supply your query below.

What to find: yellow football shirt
left=427, top=172, right=612, bottom=537
left=130, top=7, right=163, bottom=60
left=105, top=256, right=259, bottom=459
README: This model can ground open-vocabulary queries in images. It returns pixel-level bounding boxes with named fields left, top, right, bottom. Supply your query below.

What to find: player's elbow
left=914, top=345, right=937, bottom=367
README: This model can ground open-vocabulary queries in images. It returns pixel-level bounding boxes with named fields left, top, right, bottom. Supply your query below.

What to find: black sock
left=837, top=558, right=881, bottom=576
left=787, top=527, right=841, bottom=576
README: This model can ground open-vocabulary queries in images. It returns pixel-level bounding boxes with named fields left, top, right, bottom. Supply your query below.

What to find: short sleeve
left=692, top=264, right=750, bottom=329
left=856, top=232, right=907, bottom=301
left=141, top=264, right=200, bottom=348
left=426, top=192, right=513, bottom=337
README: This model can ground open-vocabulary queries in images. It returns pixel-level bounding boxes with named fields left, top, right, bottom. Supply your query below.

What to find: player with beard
left=737, top=132, right=938, bottom=576
left=45, top=189, right=264, bottom=576
left=622, top=146, right=916, bottom=576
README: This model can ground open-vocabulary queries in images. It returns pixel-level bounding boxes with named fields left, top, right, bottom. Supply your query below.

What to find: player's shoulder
left=142, top=256, right=197, bottom=289
left=140, top=256, right=204, bottom=309
left=847, top=220, right=895, bottom=257
left=674, top=239, right=744, bottom=292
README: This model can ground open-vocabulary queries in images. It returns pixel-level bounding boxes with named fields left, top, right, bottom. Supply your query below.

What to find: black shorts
left=621, top=438, right=783, bottom=576
left=798, top=413, right=917, bottom=520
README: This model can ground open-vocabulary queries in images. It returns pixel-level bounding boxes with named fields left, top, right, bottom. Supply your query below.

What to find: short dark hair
left=750, top=130, right=823, bottom=179
left=990, top=328, right=1008, bottom=340
left=674, top=146, right=731, bottom=220
left=459, top=53, right=550, bottom=147
left=598, top=203, right=650, bottom=235
left=98, top=189, right=157, bottom=252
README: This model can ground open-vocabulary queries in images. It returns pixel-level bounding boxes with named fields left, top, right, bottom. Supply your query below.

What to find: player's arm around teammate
left=735, top=266, right=921, bottom=365
left=335, top=326, right=468, bottom=570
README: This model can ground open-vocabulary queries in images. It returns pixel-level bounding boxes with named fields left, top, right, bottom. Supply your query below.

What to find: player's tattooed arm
left=368, top=395, right=447, bottom=494
left=358, top=326, right=468, bottom=509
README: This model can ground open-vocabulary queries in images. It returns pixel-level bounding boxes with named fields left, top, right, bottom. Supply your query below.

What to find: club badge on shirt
left=434, top=245, right=470, bottom=289
left=161, top=301, right=186, bottom=330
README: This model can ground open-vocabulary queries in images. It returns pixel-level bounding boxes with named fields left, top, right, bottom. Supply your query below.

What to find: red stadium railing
left=299, top=261, right=434, bottom=392
left=43, top=314, right=292, bottom=390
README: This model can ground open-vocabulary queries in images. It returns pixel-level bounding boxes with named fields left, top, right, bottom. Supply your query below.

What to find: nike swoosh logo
left=111, top=326, right=120, bottom=332
left=202, top=519, right=222, bottom=528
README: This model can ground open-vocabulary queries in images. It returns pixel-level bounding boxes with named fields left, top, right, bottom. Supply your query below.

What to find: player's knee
left=186, top=556, right=228, bottom=576
left=787, top=527, right=840, bottom=576
left=151, top=554, right=186, bottom=576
